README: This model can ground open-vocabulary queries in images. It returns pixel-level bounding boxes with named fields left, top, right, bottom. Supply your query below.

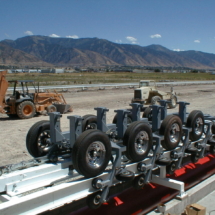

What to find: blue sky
left=1, top=0, right=215, bottom=53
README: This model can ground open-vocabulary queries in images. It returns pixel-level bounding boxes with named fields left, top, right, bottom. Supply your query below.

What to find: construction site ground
left=0, top=83, right=215, bottom=166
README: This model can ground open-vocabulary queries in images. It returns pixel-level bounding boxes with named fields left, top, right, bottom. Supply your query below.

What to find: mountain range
left=0, top=35, right=215, bottom=69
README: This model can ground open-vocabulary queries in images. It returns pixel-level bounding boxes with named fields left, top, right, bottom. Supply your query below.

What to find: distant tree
left=154, top=69, right=161, bottom=73
left=191, top=70, right=198, bottom=73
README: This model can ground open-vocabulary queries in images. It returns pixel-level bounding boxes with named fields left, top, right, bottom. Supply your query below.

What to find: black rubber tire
left=26, top=120, right=52, bottom=157
left=168, top=95, right=177, bottom=109
left=142, top=107, right=153, bottom=121
left=112, top=112, right=133, bottom=124
left=133, top=174, right=145, bottom=190
left=72, top=129, right=111, bottom=178
left=16, top=101, right=36, bottom=119
left=46, top=105, right=57, bottom=113
left=115, top=170, right=135, bottom=181
left=82, top=114, right=97, bottom=131
left=151, top=96, right=161, bottom=105
left=166, top=161, right=177, bottom=175
left=123, top=121, right=152, bottom=162
left=191, top=152, right=200, bottom=163
left=210, top=145, right=215, bottom=155
left=160, top=115, right=182, bottom=150
left=186, top=110, right=204, bottom=141
left=86, top=191, right=103, bottom=209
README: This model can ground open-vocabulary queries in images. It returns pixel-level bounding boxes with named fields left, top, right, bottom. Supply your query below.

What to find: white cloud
left=66, top=35, right=79, bottom=39
left=116, top=39, right=122, bottom=43
left=173, top=49, right=184, bottom=52
left=126, top=36, right=137, bottom=44
left=194, top=40, right=200, bottom=43
left=24, top=31, right=33, bottom=36
left=49, top=34, right=60, bottom=38
left=150, top=34, right=161, bottom=38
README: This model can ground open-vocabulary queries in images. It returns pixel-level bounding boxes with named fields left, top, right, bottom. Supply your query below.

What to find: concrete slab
left=147, top=174, right=215, bottom=215
left=197, top=189, right=215, bottom=215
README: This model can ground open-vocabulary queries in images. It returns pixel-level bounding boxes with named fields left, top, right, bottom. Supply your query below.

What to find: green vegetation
left=6, top=72, right=215, bottom=86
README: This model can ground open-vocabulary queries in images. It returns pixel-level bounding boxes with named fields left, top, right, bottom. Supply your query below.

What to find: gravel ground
left=1, top=83, right=215, bottom=166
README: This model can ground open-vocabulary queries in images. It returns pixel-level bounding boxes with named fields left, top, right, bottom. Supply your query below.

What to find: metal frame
left=0, top=100, right=214, bottom=214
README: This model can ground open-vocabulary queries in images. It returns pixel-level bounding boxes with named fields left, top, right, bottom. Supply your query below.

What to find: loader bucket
left=53, top=104, right=72, bottom=114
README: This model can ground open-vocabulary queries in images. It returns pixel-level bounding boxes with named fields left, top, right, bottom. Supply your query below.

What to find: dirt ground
left=1, top=83, right=215, bottom=166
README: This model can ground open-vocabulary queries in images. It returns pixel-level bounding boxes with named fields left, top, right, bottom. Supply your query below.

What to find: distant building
left=28, top=69, right=41, bottom=73
left=41, top=68, right=64, bottom=73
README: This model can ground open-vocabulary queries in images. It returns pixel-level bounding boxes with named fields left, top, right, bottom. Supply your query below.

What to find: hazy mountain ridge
left=1, top=35, right=215, bottom=69
left=0, top=43, right=52, bottom=67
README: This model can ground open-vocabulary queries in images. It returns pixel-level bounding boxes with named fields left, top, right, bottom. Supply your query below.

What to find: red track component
left=69, top=154, right=215, bottom=215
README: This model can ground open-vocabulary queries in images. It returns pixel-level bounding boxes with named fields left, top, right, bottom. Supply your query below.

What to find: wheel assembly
left=160, top=115, right=182, bottom=150
left=115, top=170, right=135, bottom=181
left=142, top=107, right=153, bottom=121
left=133, top=174, right=145, bottom=189
left=82, top=114, right=97, bottom=131
left=112, top=112, right=133, bottom=124
left=187, top=110, right=204, bottom=141
left=166, top=161, right=177, bottom=175
left=209, top=124, right=215, bottom=142
left=72, top=129, right=111, bottom=178
left=26, top=120, right=53, bottom=157
left=123, top=121, right=152, bottom=162
left=168, top=95, right=177, bottom=109
left=151, top=96, right=161, bottom=105
left=16, top=101, right=36, bottom=119
left=46, top=105, right=57, bottom=113
left=86, top=191, right=103, bottom=209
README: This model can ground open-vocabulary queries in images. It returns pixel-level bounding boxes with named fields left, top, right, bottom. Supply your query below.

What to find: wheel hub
left=94, top=194, right=101, bottom=205
left=86, top=141, right=106, bottom=169
left=86, top=123, right=97, bottom=130
left=23, top=105, right=33, bottom=116
left=195, top=117, right=203, bottom=135
left=170, top=123, right=180, bottom=143
left=38, top=130, right=52, bottom=153
left=135, top=131, right=149, bottom=155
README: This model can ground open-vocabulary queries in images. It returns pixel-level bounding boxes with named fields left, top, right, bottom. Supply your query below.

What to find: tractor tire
left=168, top=95, right=177, bottom=109
left=112, top=112, right=133, bottom=124
left=46, top=105, right=57, bottom=113
left=160, top=115, right=182, bottom=150
left=82, top=114, right=97, bottom=131
left=16, top=101, right=36, bottom=119
left=26, top=120, right=52, bottom=157
left=186, top=110, right=204, bottom=141
left=151, top=96, right=161, bottom=105
left=123, top=121, right=152, bottom=162
left=142, top=107, right=153, bottom=121
left=72, top=129, right=111, bottom=178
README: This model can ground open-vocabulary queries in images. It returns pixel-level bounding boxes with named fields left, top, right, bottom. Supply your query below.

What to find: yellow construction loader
left=0, top=70, right=72, bottom=119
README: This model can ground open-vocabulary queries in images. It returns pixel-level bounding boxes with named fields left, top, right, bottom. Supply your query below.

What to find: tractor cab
left=9, top=80, right=35, bottom=101
left=139, top=80, right=156, bottom=89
